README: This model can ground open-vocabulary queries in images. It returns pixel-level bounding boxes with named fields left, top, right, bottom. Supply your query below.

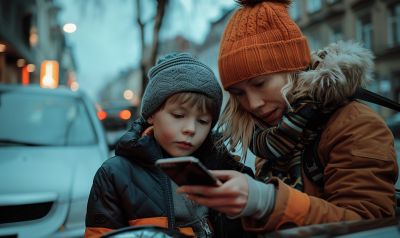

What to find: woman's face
left=228, top=73, right=288, bottom=126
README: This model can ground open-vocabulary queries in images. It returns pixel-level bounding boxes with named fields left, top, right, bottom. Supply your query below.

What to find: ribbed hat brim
left=219, top=37, right=311, bottom=89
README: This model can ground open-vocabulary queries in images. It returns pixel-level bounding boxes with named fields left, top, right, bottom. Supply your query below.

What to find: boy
left=84, top=53, right=254, bottom=238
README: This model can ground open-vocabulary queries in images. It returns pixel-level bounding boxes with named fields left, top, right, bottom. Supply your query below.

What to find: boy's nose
left=182, top=120, right=196, bottom=135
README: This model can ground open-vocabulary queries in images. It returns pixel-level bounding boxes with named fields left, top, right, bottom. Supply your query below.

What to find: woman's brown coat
left=243, top=42, right=398, bottom=232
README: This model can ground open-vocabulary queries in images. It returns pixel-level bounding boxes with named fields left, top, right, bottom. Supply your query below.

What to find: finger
left=186, top=194, right=245, bottom=208
left=186, top=195, right=245, bottom=215
left=176, top=185, right=211, bottom=194
left=209, top=170, right=238, bottom=181
left=177, top=184, right=240, bottom=197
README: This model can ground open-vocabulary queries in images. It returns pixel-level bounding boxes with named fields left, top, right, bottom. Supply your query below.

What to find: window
left=0, top=92, right=97, bottom=146
left=356, top=13, right=373, bottom=49
left=22, top=14, right=33, bottom=47
left=307, top=0, right=322, bottom=13
left=388, top=4, right=400, bottom=47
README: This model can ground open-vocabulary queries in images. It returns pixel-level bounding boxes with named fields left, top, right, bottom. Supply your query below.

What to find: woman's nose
left=247, top=93, right=264, bottom=111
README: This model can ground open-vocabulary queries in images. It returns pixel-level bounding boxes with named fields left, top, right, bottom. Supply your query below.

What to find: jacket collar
left=115, top=126, right=164, bottom=166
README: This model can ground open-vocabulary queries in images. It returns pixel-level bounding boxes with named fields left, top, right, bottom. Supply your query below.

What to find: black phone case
left=157, top=158, right=219, bottom=186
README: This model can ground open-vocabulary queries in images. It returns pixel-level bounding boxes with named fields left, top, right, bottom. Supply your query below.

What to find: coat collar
left=294, top=41, right=374, bottom=108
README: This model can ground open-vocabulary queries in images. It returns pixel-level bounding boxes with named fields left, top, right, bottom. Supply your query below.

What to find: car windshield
left=0, top=90, right=97, bottom=146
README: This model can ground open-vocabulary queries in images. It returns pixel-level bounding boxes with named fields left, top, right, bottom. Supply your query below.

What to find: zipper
left=200, top=217, right=212, bottom=237
left=165, top=175, right=175, bottom=230
left=158, top=170, right=175, bottom=230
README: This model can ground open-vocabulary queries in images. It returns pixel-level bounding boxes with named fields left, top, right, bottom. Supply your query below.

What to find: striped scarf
left=251, top=99, right=329, bottom=191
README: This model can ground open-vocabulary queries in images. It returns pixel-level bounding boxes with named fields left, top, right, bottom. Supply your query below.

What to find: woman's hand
left=176, top=170, right=249, bottom=217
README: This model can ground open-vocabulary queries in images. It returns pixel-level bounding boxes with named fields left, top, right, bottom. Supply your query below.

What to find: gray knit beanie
left=141, top=52, right=222, bottom=127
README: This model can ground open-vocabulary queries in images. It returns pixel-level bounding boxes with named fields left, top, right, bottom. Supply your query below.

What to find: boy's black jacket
left=86, top=128, right=255, bottom=238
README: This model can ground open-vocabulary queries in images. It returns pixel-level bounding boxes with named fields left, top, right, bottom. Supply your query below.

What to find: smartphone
left=155, top=156, right=222, bottom=187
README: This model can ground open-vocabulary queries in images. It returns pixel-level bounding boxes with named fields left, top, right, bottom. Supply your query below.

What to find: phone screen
left=156, top=157, right=221, bottom=186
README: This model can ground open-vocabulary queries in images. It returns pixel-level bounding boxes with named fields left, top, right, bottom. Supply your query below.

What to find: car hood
left=0, top=146, right=106, bottom=205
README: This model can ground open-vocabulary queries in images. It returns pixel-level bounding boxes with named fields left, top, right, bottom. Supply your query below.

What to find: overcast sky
left=57, top=0, right=235, bottom=101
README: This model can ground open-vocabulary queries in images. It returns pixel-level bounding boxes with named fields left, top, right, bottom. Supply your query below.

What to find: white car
left=0, top=85, right=109, bottom=238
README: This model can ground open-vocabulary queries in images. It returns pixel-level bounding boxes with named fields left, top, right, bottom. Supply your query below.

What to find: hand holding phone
left=155, top=156, right=222, bottom=187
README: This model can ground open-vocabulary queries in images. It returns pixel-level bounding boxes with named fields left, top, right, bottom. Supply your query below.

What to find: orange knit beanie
left=218, top=0, right=311, bottom=89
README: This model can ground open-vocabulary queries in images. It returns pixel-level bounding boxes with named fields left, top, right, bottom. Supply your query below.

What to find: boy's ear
left=147, top=116, right=154, bottom=125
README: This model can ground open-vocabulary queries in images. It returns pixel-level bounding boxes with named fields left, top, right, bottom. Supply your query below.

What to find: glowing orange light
left=97, top=110, right=107, bottom=121
left=119, top=110, right=131, bottom=120
left=40, top=60, right=59, bottom=88
left=22, top=66, right=30, bottom=85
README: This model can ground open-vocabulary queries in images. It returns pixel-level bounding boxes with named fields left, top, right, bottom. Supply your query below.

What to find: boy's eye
left=171, top=113, right=184, bottom=118
left=198, top=119, right=210, bottom=125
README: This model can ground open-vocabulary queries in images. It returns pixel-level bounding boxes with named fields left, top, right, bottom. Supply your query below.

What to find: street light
left=63, top=23, right=77, bottom=33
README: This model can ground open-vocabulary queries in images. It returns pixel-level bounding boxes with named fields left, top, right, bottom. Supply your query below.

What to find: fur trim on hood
left=293, top=41, right=374, bottom=109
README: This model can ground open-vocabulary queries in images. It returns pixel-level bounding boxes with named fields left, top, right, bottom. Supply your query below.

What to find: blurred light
left=123, top=90, right=134, bottom=100
left=0, top=44, right=6, bottom=52
left=63, top=23, right=77, bottom=33
left=95, top=103, right=103, bottom=111
left=119, top=110, right=131, bottom=120
left=22, top=66, right=30, bottom=85
left=131, top=97, right=140, bottom=107
left=131, top=96, right=140, bottom=106
left=70, top=81, right=79, bottom=91
left=16, top=59, right=26, bottom=67
left=97, top=110, right=107, bottom=121
left=27, top=64, right=35, bottom=72
left=40, top=60, right=59, bottom=88
left=30, top=27, right=38, bottom=47
left=67, top=71, right=76, bottom=85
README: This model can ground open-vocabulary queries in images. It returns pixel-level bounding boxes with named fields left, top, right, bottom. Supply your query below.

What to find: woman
left=177, top=0, right=398, bottom=233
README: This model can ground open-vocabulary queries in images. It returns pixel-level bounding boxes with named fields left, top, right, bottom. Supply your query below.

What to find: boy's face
left=148, top=100, right=213, bottom=157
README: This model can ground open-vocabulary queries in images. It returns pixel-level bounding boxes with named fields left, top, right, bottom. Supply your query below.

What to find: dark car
left=98, top=102, right=138, bottom=131
left=97, top=102, right=138, bottom=151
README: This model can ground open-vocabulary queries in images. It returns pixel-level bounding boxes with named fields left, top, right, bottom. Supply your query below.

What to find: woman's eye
left=254, top=81, right=264, bottom=87
left=229, top=90, right=244, bottom=97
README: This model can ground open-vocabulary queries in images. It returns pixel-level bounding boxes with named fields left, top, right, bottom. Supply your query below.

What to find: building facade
left=291, top=0, right=400, bottom=116
left=0, top=0, right=76, bottom=87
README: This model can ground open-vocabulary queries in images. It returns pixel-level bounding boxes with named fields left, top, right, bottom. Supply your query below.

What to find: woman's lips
left=261, top=109, right=280, bottom=124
